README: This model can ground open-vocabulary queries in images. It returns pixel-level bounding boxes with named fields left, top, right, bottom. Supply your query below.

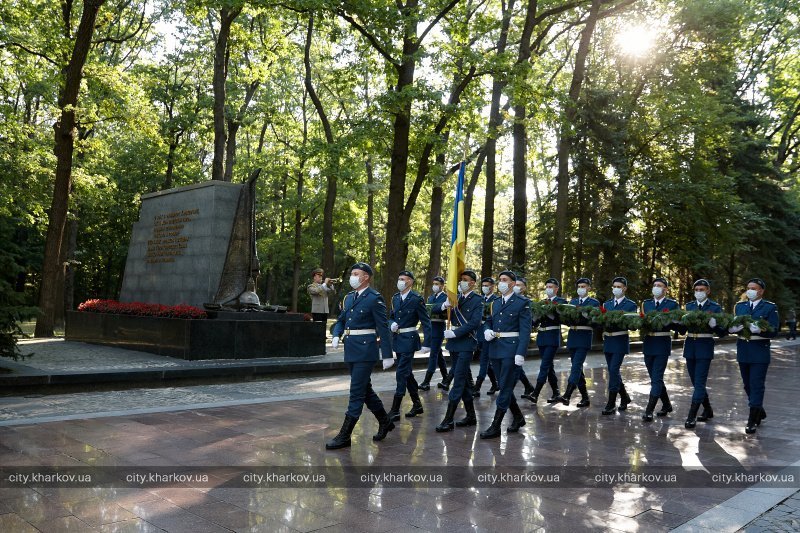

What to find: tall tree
left=35, top=0, right=107, bottom=337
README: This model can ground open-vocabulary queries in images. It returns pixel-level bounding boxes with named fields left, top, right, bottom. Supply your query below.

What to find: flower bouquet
left=588, top=307, right=642, bottom=332
left=556, top=303, right=585, bottom=326
left=680, top=310, right=729, bottom=333
left=531, top=300, right=560, bottom=321
left=639, top=308, right=685, bottom=336
left=729, top=315, right=772, bottom=340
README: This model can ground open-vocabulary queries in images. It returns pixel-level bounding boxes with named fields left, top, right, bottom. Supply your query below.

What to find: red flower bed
left=77, top=299, right=207, bottom=319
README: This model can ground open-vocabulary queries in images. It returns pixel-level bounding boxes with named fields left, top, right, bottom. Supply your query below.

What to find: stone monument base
left=65, top=311, right=325, bottom=359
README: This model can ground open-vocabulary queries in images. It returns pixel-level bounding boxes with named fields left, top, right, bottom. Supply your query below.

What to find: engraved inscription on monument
left=119, top=181, right=242, bottom=307
left=145, top=209, right=199, bottom=264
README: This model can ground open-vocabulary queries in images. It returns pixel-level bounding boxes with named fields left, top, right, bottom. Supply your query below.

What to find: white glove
left=514, top=355, right=525, bottom=366
left=331, top=336, right=340, bottom=349
left=708, top=318, right=717, bottom=328
left=390, top=322, right=399, bottom=332
left=484, top=329, right=495, bottom=342
left=444, top=329, right=456, bottom=339
left=749, top=323, right=761, bottom=334
left=729, top=325, right=744, bottom=333
left=419, top=346, right=431, bottom=353
left=441, top=300, right=452, bottom=311
left=382, top=358, right=395, bottom=370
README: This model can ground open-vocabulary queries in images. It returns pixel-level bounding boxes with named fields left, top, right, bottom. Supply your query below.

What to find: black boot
left=387, top=395, right=403, bottom=422
left=656, top=388, right=673, bottom=417
left=456, top=398, right=477, bottom=427
left=438, top=369, right=454, bottom=391
left=745, top=406, right=761, bottom=434
left=507, top=401, right=526, bottom=432
left=577, top=382, right=591, bottom=407
left=406, top=391, right=424, bottom=417
left=758, top=407, right=767, bottom=425
left=642, top=395, right=659, bottom=422
left=436, top=400, right=459, bottom=432
left=418, top=371, right=434, bottom=391
left=479, top=409, right=506, bottom=439
left=697, top=396, right=714, bottom=422
left=472, top=377, right=484, bottom=398
left=526, top=382, right=545, bottom=404
left=487, top=367, right=499, bottom=394
left=519, top=373, right=534, bottom=399
left=618, top=383, right=632, bottom=411
left=685, top=402, right=701, bottom=429
left=325, top=415, right=358, bottom=450
left=546, top=372, right=560, bottom=403
left=602, top=391, right=618, bottom=415
left=372, top=407, right=395, bottom=441
left=557, top=383, right=577, bottom=406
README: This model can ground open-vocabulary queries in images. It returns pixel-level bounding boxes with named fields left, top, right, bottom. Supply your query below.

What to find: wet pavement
left=0, top=340, right=797, bottom=532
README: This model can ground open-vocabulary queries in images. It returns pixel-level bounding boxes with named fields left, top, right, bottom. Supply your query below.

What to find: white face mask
left=513, top=285, right=522, bottom=295
left=694, top=290, right=707, bottom=301
left=498, top=281, right=510, bottom=294
left=431, top=284, right=441, bottom=293
left=396, top=280, right=407, bottom=291
left=544, top=287, right=555, bottom=298
left=349, top=275, right=361, bottom=289
left=746, top=289, right=759, bottom=301
left=652, top=286, right=664, bottom=298
left=481, top=286, right=491, bottom=295
left=576, top=287, right=588, bottom=298
left=612, top=287, right=624, bottom=298
left=459, top=281, right=471, bottom=293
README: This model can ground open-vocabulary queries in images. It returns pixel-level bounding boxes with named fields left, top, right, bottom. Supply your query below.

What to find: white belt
left=431, top=319, right=446, bottom=323
left=603, top=331, right=629, bottom=337
left=396, top=327, right=417, bottom=334
left=745, top=335, right=769, bottom=341
left=647, top=332, right=672, bottom=337
left=539, top=326, right=561, bottom=331
left=686, top=333, right=713, bottom=339
left=343, top=328, right=376, bottom=337
left=494, top=332, right=520, bottom=338
left=569, top=326, right=593, bottom=331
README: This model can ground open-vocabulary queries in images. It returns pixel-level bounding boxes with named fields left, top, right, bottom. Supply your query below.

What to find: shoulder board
left=763, top=300, right=776, bottom=306
left=392, top=292, right=401, bottom=298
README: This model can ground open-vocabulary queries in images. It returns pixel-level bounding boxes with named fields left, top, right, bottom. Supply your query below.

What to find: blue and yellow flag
left=446, top=161, right=467, bottom=305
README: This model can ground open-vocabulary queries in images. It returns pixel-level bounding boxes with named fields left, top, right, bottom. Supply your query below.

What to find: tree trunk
left=366, top=158, right=376, bottom=267
left=463, top=147, right=486, bottom=238
left=211, top=7, right=242, bottom=182
left=550, top=0, right=602, bottom=281
left=382, top=52, right=416, bottom=298
left=35, top=0, right=106, bottom=338
left=304, top=13, right=337, bottom=275
left=425, top=152, right=446, bottom=292
left=510, top=0, right=539, bottom=272
left=224, top=79, right=259, bottom=182
left=164, top=138, right=177, bottom=189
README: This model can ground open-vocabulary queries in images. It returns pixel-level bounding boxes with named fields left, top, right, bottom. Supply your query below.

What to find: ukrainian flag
left=446, top=161, right=467, bottom=305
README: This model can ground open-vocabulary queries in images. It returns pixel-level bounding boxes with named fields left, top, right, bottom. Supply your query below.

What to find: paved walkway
left=0, top=340, right=797, bottom=532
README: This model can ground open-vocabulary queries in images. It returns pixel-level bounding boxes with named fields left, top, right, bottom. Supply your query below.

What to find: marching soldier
left=435, top=270, right=483, bottom=432
left=480, top=270, right=532, bottom=438
left=530, top=278, right=567, bottom=404
left=729, top=278, right=779, bottom=434
left=640, top=277, right=680, bottom=422
left=556, top=277, right=598, bottom=407
left=674, top=279, right=727, bottom=428
left=326, top=263, right=395, bottom=449
left=512, top=278, right=559, bottom=402
left=387, top=271, right=432, bottom=422
left=419, top=276, right=449, bottom=390
left=601, top=276, right=638, bottom=415
left=473, top=277, right=500, bottom=397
